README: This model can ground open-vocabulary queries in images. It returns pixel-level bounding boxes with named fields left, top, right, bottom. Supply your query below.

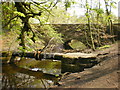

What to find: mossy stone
left=69, top=40, right=87, bottom=50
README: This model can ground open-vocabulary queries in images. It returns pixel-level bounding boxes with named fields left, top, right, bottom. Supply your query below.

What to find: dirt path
left=51, top=42, right=120, bottom=88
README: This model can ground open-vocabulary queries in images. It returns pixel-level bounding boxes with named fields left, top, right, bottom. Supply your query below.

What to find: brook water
left=2, top=58, right=61, bottom=89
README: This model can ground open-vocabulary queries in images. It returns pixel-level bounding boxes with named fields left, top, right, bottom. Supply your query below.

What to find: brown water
left=2, top=58, right=61, bottom=89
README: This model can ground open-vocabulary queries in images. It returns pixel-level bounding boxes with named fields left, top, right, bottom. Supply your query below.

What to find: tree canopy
left=1, top=0, right=118, bottom=52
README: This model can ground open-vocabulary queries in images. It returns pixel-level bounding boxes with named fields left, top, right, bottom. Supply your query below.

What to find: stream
left=1, top=51, right=98, bottom=89
left=2, top=58, right=61, bottom=89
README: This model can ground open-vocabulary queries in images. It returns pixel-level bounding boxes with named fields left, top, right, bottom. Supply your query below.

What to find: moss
left=97, top=45, right=111, bottom=50
left=69, top=40, right=87, bottom=50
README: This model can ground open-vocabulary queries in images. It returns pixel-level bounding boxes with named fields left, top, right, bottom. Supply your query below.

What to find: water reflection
left=2, top=59, right=61, bottom=89
left=2, top=57, right=83, bottom=88
left=2, top=73, right=54, bottom=88
left=16, top=58, right=61, bottom=75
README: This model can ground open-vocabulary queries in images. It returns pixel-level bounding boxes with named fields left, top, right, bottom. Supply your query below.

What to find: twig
left=2, top=15, right=18, bottom=28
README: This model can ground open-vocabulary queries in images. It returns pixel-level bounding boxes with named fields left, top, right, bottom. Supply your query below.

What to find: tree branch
left=2, top=15, right=18, bottom=28
left=31, top=0, right=47, bottom=5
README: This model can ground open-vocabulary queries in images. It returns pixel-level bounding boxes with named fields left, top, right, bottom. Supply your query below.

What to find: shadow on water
left=1, top=54, right=87, bottom=89
left=2, top=58, right=61, bottom=89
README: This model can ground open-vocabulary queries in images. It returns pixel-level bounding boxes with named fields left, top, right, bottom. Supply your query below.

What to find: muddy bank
left=50, top=42, right=119, bottom=88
